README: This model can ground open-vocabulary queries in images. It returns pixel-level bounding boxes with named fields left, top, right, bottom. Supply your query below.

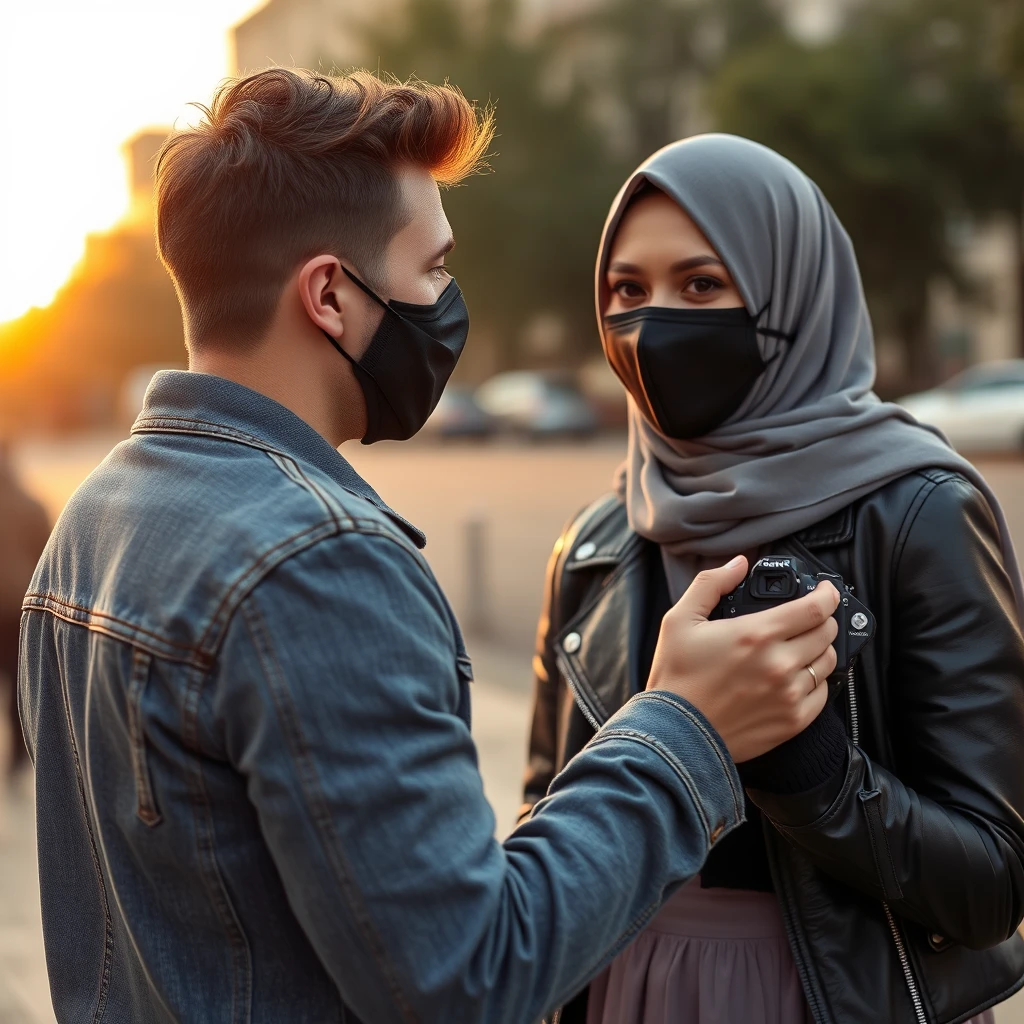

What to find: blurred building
left=233, top=0, right=403, bottom=72
left=0, top=127, right=184, bottom=433
left=123, top=129, right=168, bottom=224
left=930, top=218, right=1021, bottom=372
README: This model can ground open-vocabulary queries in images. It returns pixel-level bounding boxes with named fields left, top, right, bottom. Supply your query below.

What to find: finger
left=796, top=644, right=836, bottom=695
left=675, top=555, right=749, bottom=622
left=758, top=580, right=840, bottom=641
left=793, top=666, right=829, bottom=728
left=810, top=642, right=839, bottom=683
left=781, top=615, right=838, bottom=670
left=795, top=661, right=821, bottom=697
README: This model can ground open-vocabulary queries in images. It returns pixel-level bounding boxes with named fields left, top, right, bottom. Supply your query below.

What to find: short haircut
left=155, top=68, right=493, bottom=349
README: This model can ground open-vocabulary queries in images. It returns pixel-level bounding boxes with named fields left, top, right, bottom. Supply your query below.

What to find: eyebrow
left=429, top=236, right=456, bottom=265
left=608, top=255, right=725, bottom=275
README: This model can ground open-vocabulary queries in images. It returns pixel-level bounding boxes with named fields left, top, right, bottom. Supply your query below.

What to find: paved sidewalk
left=0, top=776, right=54, bottom=1024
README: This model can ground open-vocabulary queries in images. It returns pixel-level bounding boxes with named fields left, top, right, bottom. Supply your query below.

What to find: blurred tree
left=709, top=0, right=1024, bottom=386
left=552, top=0, right=784, bottom=167
left=998, top=0, right=1024, bottom=132
left=995, top=0, right=1024, bottom=347
left=353, top=0, right=626, bottom=371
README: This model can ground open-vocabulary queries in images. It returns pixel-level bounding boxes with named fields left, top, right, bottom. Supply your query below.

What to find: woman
left=521, top=134, right=1024, bottom=1024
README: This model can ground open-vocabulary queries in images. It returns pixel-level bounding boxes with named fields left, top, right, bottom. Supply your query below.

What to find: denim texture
left=20, top=370, right=743, bottom=1023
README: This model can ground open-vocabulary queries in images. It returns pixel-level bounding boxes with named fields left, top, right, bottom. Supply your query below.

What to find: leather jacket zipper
left=556, top=650, right=605, bottom=731
left=847, top=665, right=928, bottom=1024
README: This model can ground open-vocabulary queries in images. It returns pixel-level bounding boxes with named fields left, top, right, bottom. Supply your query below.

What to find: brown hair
left=156, top=68, right=493, bottom=349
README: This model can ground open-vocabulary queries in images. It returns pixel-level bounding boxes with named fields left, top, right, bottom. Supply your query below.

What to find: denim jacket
left=20, top=371, right=744, bottom=1024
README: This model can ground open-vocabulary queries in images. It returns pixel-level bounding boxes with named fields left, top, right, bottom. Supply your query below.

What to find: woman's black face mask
left=323, top=267, right=469, bottom=444
left=603, top=305, right=791, bottom=440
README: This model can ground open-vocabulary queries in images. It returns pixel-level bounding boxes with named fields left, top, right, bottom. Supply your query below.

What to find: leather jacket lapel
left=555, top=536, right=646, bottom=728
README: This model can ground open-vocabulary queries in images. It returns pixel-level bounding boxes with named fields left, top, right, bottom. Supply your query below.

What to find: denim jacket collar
left=132, top=370, right=426, bottom=548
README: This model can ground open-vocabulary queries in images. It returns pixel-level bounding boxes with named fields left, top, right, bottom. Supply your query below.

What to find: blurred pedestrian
left=18, top=70, right=839, bottom=1024
left=0, top=440, right=48, bottom=782
left=522, top=134, right=1024, bottom=1024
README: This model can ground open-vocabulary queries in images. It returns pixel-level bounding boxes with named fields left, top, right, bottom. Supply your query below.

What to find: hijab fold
left=597, top=135, right=1024, bottom=615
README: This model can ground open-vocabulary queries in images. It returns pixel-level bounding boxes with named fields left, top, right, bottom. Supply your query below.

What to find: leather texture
left=522, top=469, right=1024, bottom=1024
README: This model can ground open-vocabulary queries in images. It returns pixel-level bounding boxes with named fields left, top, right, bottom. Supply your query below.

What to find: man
left=20, top=69, right=838, bottom=1023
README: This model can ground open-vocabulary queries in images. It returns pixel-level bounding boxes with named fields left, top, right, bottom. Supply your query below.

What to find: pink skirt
left=586, top=880, right=996, bottom=1024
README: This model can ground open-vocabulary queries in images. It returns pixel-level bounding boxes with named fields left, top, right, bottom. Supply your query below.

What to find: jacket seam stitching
left=133, top=416, right=281, bottom=448
left=199, top=523, right=430, bottom=659
left=126, top=649, right=162, bottom=826
left=22, top=594, right=205, bottom=655
left=52, top=619, right=115, bottom=1021
left=267, top=451, right=349, bottom=533
left=240, top=597, right=419, bottom=1024
left=588, top=731, right=713, bottom=841
left=891, top=475, right=959, bottom=586
left=196, top=521, right=342, bottom=654
left=180, top=660, right=253, bottom=1021
left=132, top=419, right=424, bottom=542
left=630, top=692, right=744, bottom=820
left=19, top=604, right=212, bottom=669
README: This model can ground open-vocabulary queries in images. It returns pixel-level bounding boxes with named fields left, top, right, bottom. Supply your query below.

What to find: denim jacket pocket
left=127, top=648, right=163, bottom=827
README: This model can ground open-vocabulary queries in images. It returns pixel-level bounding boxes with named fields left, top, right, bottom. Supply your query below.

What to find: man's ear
left=297, top=255, right=347, bottom=340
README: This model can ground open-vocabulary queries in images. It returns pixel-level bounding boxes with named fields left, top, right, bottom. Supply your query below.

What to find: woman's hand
left=647, top=556, right=840, bottom=763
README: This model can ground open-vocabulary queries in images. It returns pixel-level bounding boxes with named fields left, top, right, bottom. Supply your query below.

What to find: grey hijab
left=598, top=134, right=1024, bottom=614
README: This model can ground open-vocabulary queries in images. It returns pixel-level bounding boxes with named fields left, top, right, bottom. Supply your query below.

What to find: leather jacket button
left=563, top=632, right=582, bottom=654
left=929, top=933, right=947, bottom=949
left=575, top=541, right=597, bottom=561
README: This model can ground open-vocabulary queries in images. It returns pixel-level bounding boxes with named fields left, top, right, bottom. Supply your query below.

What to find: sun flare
left=0, top=0, right=261, bottom=327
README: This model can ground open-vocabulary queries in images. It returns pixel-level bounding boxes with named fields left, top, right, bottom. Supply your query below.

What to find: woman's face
left=604, top=191, right=744, bottom=316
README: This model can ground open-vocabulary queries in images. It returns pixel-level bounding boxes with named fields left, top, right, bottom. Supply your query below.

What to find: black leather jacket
left=522, top=469, right=1024, bottom=1024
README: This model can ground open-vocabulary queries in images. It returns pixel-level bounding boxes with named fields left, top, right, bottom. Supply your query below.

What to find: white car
left=474, top=372, right=599, bottom=438
left=898, top=360, right=1024, bottom=453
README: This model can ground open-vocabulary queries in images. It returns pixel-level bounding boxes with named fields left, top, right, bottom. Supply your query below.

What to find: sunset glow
left=0, top=0, right=261, bottom=325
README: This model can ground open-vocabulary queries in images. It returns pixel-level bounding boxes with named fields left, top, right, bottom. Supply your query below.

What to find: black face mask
left=602, top=305, right=791, bottom=440
left=322, top=268, right=469, bottom=444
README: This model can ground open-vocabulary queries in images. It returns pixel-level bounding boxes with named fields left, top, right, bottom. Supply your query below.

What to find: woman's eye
left=613, top=281, right=646, bottom=299
left=686, top=276, right=723, bottom=296
left=431, top=264, right=450, bottom=280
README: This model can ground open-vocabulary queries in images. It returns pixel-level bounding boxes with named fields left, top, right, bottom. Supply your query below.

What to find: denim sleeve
left=217, top=529, right=744, bottom=1024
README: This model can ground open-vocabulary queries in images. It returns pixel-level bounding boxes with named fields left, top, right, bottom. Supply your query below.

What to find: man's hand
left=647, top=556, right=840, bottom=763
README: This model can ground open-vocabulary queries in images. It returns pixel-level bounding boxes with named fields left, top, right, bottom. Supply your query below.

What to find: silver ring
left=806, top=664, right=818, bottom=687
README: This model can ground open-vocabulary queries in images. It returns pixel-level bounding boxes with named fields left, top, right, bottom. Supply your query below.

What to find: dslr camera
left=710, top=556, right=875, bottom=676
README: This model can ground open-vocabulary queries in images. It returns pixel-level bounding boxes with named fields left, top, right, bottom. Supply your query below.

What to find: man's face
left=339, top=164, right=454, bottom=361
left=380, top=164, right=455, bottom=305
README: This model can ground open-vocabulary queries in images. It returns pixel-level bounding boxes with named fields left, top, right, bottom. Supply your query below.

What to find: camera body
left=710, top=555, right=875, bottom=675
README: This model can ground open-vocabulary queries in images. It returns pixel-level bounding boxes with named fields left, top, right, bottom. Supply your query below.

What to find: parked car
left=474, top=372, right=599, bottom=439
left=420, top=385, right=496, bottom=440
left=898, top=360, right=1024, bottom=453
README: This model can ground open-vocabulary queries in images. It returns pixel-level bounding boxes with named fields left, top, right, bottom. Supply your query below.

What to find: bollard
left=464, top=516, right=491, bottom=637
